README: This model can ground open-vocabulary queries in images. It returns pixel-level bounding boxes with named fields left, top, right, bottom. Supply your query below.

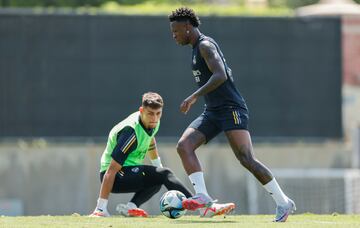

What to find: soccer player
left=169, top=7, right=296, bottom=222
left=90, top=92, right=193, bottom=217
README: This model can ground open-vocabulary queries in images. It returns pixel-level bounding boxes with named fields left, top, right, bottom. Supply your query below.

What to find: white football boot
left=274, top=198, right=296, bottom=222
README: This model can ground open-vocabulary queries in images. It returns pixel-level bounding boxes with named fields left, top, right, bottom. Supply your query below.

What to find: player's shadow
left=174, top=220, right=237, bottom=224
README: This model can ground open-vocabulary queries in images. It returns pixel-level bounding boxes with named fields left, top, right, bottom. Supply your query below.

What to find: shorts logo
left=131, top=167, right=140, bottom=173
left=193, top=55, right=197, bottom=64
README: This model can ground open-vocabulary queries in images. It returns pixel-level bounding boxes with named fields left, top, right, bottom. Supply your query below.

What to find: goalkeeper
left=90, top=92, right=192, bottom=217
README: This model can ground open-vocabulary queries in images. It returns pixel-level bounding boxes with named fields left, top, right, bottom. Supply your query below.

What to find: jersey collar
left=138, top=116, right=155, bottom=136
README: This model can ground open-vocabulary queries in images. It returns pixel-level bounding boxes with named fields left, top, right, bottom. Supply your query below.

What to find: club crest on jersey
left=193, top=55, right=196, bottom=65
left=192, top=70, right=201, bottom=83
left=131, top=167, right=140, bottom=173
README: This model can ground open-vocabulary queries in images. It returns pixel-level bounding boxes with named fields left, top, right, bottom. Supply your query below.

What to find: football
left=159, top=190, right=187, bottom=219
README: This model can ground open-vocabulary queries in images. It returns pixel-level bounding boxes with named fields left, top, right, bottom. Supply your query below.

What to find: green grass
left=1, top=214, right=360, bottom=228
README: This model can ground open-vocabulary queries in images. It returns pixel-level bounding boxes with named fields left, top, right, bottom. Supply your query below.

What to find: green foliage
left=1, top=0, right=105, bottom=7
left=1, top=0, right=358, bottom=9
left=116, top=0, right=146, bottom=5
left=100, top=2, right=292, bottom=16
left=268, top=0, right=318, bottom=9
left=114, top=0, right=217, bottom=5
left=0, top=0, right=320, bottom=7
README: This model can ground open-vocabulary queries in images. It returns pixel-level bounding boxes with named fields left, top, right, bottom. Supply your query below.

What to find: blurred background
left=0, top=0, right=360, bottom=216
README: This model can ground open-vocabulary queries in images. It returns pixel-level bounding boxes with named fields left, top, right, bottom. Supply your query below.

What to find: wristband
left=151, top=157, right=163, bottom=168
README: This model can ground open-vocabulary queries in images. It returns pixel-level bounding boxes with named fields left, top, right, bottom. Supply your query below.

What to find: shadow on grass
left=174, top=219, right=237, bottom=224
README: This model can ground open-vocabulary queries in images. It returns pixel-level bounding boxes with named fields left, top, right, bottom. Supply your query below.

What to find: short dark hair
left=169, top=7, right=201, bottom=27
left=142, top=92, right=164, bottom=109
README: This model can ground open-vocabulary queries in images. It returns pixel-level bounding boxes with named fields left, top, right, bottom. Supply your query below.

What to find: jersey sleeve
left=111, top=126, right=138, bottom=166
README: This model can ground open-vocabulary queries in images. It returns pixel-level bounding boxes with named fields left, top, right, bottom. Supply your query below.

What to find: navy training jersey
left=192, top=34, right=248, bottom=111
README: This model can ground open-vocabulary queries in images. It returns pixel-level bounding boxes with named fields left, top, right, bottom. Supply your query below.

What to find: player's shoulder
left=199, top=34, right=217, bottom=47
left=199, top=39, right=213, bottom=48
left=199, top=39, right=217, bottom=57
left=116, top=126, right=136, bottom=144
left=120, top=125, right=135, bottom=132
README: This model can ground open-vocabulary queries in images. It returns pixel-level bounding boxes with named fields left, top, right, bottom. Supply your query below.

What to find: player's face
left=140, top=106, right=163, bottom=129
left=170, top=21, right=190, bottom=45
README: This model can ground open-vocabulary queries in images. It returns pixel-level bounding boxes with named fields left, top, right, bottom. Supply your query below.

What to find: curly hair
left=168, top=7, right=201, bottom=27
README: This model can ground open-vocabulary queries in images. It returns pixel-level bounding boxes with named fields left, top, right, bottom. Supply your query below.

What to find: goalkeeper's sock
left=96, top=198, right=108, bottom=211
left=189, top=171, right=209, bottom=196
left=263, top=178, right=289, bottom=206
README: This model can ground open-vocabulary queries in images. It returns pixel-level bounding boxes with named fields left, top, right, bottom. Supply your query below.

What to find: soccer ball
left=159, top=190, right=187, bottom=219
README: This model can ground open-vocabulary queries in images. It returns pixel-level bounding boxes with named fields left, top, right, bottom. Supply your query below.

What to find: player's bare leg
left=225, top=129, right=295, bottom=222
left=177, top=128, right=235, bottom=216
left=176, top=128, right=205, bottom=175
left=225, top=129, right=273, bottom=184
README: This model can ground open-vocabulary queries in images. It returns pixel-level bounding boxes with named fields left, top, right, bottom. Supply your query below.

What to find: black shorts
left=100, top=165, right=161, bottom=193
left=188, top=107, right=249, bottom=143
left=100, top=165, right=193, bottom=199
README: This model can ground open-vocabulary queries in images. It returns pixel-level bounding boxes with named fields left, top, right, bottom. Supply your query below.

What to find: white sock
left=127, top=202, right=137, bottom=209
left=263, top=178, right=289, bottom=206
left=189, top=171, right=209, bottom=196
left=96, top=198, right=108, bottom=211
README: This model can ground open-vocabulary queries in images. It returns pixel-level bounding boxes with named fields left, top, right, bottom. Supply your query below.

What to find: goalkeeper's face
left=139, top=106, right=163, bottom=129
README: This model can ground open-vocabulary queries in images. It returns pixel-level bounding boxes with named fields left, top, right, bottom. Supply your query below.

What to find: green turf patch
left=1, top=214, right=360, bottom=228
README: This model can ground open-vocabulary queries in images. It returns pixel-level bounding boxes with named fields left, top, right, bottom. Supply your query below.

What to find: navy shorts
left=188, top=107, right=249, bottom=143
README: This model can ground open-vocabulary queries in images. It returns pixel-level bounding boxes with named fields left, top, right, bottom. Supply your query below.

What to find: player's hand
left=180, top=95, right=197, bottom=114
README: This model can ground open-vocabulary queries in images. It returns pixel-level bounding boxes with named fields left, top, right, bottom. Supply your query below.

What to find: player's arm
left=147, top=137, right=163, bottom=168
left=100, top=159, right=122, bottom=199
left=194, top=40, right=227, bottom=96
left=111, top=127, right=137, bottom=166
left=180, top=40, right=227, bottom=114
left=99, top=127, right=137, bottom=199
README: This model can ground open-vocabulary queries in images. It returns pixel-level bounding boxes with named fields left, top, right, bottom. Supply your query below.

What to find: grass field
left=1, top=214, right=360, bottom=228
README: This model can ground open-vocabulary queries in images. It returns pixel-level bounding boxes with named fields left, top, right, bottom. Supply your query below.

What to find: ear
left=139, top=106, right=143, bottom=113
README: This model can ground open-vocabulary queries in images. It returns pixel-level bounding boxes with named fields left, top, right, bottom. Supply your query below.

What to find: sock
left=189, top=171, right=209, bottom=196
left=127, top=202, right=137, bottom=209
left=96, top=198, right=108, bottom=211
left=263, top=178, right=289, bottom=206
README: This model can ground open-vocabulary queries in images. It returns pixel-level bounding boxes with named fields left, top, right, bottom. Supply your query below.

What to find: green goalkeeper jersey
left=100, top=111, right=160, bottom=172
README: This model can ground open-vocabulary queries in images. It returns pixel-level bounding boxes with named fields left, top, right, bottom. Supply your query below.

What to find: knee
left=234, top=146, right=255, bottom=168
left=176, top=139, right=190, bottom=155
left=159, top=167, right=173, bottom=176
left=157, top=167, right=174, bottom=181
